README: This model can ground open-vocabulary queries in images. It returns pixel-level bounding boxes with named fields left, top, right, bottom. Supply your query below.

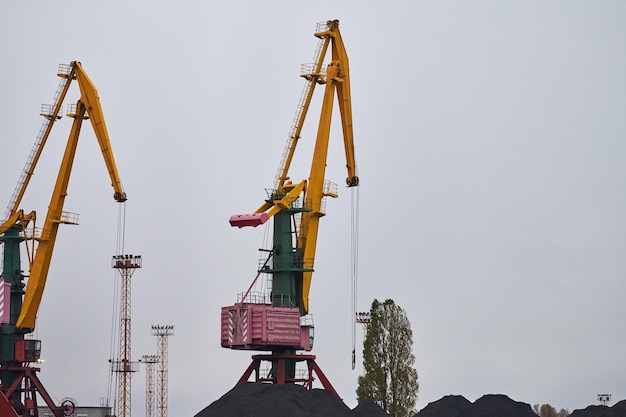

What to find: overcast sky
left=1, top=1, right=625, bottom=416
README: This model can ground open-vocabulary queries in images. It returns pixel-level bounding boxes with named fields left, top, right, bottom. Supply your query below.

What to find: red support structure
left=238, top=353, right=339, bottom=398
left=0, top=390, right=19, bottom=417
left=0, top=366, right=69, bottom=417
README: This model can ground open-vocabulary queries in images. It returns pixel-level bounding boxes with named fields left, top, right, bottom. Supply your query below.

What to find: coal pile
left=414, top=395, right=626, bottom=417
left=352, top=400, right=392, bottom=417
left=413, top=395, right=472, bottom=417
left=415, top=394, right=536, bottom=417
left=194, top=383, right=626, bottom=417
left=194, top=382, right=359, bottom=417
left=569, top=400, right=626, bottom=417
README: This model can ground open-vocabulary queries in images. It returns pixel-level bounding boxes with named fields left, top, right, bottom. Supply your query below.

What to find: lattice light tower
left=140, top=354, right=158, bottom=417
left=111, top=254, right=142, bottom=417
left=598, top=394, right=612, bottom=406
left=356, top=312, right=371, bottom=335
left=152, top=324, right=174, bottom=417
left=355, top=312, right=371, bottom=374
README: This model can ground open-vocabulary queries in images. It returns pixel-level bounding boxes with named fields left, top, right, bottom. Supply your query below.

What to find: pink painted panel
left=260, top=308, right=300, bottom=344
left=229, top=213, right=269, bottom=228
left=221, top=305, right=252, bottom=347
left=220, top=303, right=306, bottom=350
left=300, top=326, right=312, bottom=351
left=0, top=280, right=10, bottom=324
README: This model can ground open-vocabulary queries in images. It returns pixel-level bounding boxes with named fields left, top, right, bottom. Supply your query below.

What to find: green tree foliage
left=356, top=299, right=419, bottom=417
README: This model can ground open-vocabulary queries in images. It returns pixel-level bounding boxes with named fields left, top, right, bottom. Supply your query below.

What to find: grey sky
left=1, top=1, right=625, bottom=416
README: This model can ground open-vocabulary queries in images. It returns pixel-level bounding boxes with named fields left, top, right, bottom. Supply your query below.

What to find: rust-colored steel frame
left=238, top=353, right=339, bottom=398
left=0, top=366, right=67, bottom=417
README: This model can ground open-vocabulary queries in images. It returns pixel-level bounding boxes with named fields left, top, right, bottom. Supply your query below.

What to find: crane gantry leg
left=238, top=353, right=339, bottom=398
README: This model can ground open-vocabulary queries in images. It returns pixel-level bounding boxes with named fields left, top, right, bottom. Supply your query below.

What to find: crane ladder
left=3, top=65, right=73, bottom=221
left=272, top=23, right=329, bottom=191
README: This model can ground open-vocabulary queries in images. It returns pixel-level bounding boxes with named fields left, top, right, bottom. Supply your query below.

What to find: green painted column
left=270, top=210, right=298, bottom=309
left=0, top=226, right=26, bottom=410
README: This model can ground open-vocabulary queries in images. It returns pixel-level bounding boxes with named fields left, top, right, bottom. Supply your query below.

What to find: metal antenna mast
left=111, top=254, right=142, bottom=417
left=140, top=354, right=158, bottom=417
left=151, top=325, right=174, bottom=417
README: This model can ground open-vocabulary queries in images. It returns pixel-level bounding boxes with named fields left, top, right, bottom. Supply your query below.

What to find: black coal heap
left=194, top=383, right=626, bottom=417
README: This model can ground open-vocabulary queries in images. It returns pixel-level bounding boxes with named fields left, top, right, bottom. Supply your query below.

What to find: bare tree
left=540, top=403, right=558, bottom=417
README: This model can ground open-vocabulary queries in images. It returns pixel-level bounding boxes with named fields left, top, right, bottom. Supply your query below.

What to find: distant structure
left=37, top=405, right=112, bottom=417
left=598, top=394, right=611, bottom=406
left=111, top=254, right=142, bottom=417
left=355, top=311, right=371, bottom=334
left=152, top=324, right=174, bottom=417
left=355, top=312, right=371, bottom=372
left=141, top=354, right=158, bottom=417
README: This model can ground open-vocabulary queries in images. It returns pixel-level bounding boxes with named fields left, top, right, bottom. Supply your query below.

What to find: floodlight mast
left=152, top=325, right=174, bottom=417
left=111, top=255, right=142, bottom=417
left=140, top=354, right=159, bottom=417
left=597, top=394, right=612, bottom=406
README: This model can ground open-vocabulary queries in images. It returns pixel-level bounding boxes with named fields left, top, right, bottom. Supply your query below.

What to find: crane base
left=238, top=353, right=339, bottom=398
left=0, top=366, right=67, bottom=417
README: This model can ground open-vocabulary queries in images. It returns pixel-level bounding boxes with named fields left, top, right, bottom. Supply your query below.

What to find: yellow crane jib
left=228, top=19, right=358, bottom=315
left=221, top=22, right=358, bottom=395
left=229, top=180, right=306, bottom=228
left=11, top=61, right=127, bottom=331
left=73, top=62, right=127, bottom=203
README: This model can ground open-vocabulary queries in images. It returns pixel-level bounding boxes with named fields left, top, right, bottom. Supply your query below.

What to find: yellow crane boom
left=7, top=61, right=126, bottom=331
left=297, top=20, right=358, bottom=312
left=230, top=20, right=358, bottom=314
